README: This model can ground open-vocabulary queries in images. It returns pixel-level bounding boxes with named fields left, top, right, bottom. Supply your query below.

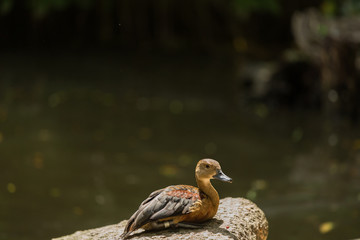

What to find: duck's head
left=195, top=159, right=232, bottom=183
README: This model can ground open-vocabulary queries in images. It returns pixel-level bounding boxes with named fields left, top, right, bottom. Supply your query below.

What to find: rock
left=53, top=197, right=268, bottom=240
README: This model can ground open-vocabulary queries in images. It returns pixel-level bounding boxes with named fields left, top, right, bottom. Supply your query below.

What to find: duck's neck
left=196, top=177, right=219, bottom=207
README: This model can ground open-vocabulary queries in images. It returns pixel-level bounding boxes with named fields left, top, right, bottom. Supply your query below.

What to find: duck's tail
left=120, top=217, right=136, bottom=239
left=120, top=188, right=165, bottom=239
left=119, top=231, right=131, bottom=240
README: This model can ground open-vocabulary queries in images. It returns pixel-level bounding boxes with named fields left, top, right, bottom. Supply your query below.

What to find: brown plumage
left=120, top=159, right=232, bottom=239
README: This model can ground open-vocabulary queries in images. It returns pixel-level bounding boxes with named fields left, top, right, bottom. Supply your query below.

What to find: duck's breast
left=178, top=194, right=217, bottom=223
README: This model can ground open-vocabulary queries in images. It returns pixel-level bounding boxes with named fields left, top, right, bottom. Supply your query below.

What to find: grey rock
left=53, top=197, right=268, bottom=240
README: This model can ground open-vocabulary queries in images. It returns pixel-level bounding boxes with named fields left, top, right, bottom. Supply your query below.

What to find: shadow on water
left=0, top=53, right=360, bottom=240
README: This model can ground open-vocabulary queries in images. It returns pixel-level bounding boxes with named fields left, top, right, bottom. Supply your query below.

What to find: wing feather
left=140, top=188, right=164, bottom=206
left=124, top=184, right=203, bottom=235
left=134, top=185, right=201, bottom=225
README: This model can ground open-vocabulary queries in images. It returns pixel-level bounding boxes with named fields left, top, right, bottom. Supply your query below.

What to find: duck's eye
left=205, top=164, right=210, bottom=169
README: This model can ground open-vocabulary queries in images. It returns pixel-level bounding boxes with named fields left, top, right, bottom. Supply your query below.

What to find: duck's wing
left=122, top=185, right=202, bottom=237
left=148, top=185, right=202, bottom=221
left=140, top=188, right=165, bottom=206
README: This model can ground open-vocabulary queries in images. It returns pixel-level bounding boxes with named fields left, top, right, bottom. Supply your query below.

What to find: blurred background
left=1, top=0, right=360, bottom=239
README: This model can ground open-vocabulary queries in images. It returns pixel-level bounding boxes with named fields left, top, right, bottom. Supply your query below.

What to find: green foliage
left=0, top=0, right=13, bottom=15
left=318, top=23, right=329, bottom=37
left=341, top=0, right=360, bottom=16
left=25, top=0, right=95, bottom=19
left=322, top=0, right=360, bottom=17
left=3, top=0, right=282, bottom=19
left=12, top=0, right=360, bottom=19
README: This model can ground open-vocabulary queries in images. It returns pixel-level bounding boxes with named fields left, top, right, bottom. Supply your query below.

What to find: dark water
left=1, top=53, right=360, bottom=240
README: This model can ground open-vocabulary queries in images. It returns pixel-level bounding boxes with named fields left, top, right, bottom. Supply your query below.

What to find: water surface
left=1, top=53, right=359, bottom=240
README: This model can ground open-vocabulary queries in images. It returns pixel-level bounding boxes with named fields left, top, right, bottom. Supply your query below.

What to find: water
left=1, top=53, right=359, bottom=240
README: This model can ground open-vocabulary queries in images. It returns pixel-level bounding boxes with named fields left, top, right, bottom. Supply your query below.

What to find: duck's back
left=122, top=184, right=210, bottom=235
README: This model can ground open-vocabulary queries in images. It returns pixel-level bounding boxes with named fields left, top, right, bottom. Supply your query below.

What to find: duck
left=120, top=158, right=232, bottom=239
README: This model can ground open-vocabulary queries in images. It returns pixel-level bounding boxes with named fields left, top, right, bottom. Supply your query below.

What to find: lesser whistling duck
left=120, top=158, right=232, bottom=239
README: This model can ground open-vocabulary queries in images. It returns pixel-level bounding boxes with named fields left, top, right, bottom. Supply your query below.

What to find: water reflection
left=0, top=54, right=359, bottom=240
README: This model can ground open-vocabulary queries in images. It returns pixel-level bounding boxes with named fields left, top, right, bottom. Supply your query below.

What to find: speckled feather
left=122, top=185, right=205, bottom=235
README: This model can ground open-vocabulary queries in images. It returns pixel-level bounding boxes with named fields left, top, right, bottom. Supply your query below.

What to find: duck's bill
left=213, top=169, right=232, bottom=183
